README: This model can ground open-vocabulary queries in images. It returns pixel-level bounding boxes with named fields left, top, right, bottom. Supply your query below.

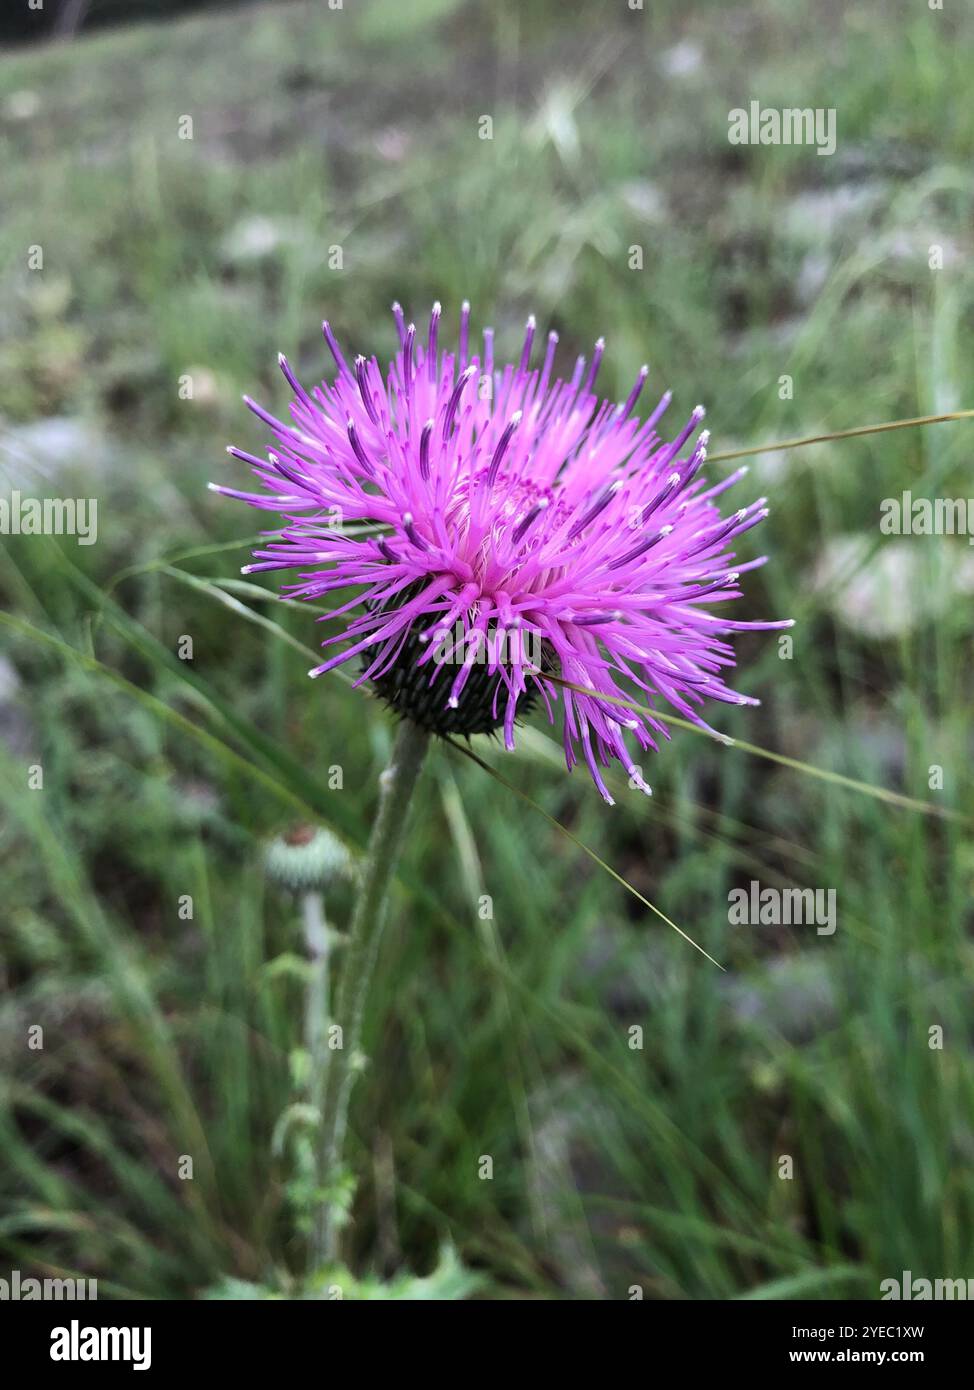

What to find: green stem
left=316, top=718, right=430, bottom=1264
left=301, top=890, right=331, bottom=1125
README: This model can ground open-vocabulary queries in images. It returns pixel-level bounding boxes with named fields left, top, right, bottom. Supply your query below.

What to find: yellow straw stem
left=708, top=409, right=974, bottom=464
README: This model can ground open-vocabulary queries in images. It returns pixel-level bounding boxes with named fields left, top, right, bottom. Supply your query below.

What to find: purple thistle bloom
left=213, top=303, right=791, bottom=803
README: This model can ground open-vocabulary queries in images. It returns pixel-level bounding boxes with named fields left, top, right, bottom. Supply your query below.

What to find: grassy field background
left=1, top=0, right=973, bottom=1299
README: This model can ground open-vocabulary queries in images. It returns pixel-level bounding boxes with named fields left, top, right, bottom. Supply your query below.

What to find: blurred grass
left=1, top=0, right=973, bottom=1298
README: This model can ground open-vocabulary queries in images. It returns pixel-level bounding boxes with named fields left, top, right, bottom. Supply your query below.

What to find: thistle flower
left=213, top=303, right=790, bottom=803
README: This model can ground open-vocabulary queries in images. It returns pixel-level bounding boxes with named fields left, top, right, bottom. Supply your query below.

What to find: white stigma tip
left=207, top=482, right=220, bottom=492
left=277, top=351, right=286, bottom=364
left=447, top=697, right=459, bottom=709
left=660, top=524, right=674, bottom=536
left=461, top=299, right=470, bottom=311
left=693, top=404, right=706, bottom=418
left=403, top=512, right=413, bottom=525
left=526, top=314, right=536, bottom=328
left=432, top=301, right=441, bottom=315
left=241, top=565, right=253, bottom=574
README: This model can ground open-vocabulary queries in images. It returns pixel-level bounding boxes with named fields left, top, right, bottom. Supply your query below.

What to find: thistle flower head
left=213, top=302, right=790, bottom=803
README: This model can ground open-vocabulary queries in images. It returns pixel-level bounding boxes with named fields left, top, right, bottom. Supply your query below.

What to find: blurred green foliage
left=1, top=0, right=973, bottom=1299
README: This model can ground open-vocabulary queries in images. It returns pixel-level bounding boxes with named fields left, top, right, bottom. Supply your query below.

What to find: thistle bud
left=264, top=824, right=352, bottom=892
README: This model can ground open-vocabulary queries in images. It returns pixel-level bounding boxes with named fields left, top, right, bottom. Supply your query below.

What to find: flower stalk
left=301, top=889, right=332, bottom=1129
left=315, top=717, right=430, bottom=1263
